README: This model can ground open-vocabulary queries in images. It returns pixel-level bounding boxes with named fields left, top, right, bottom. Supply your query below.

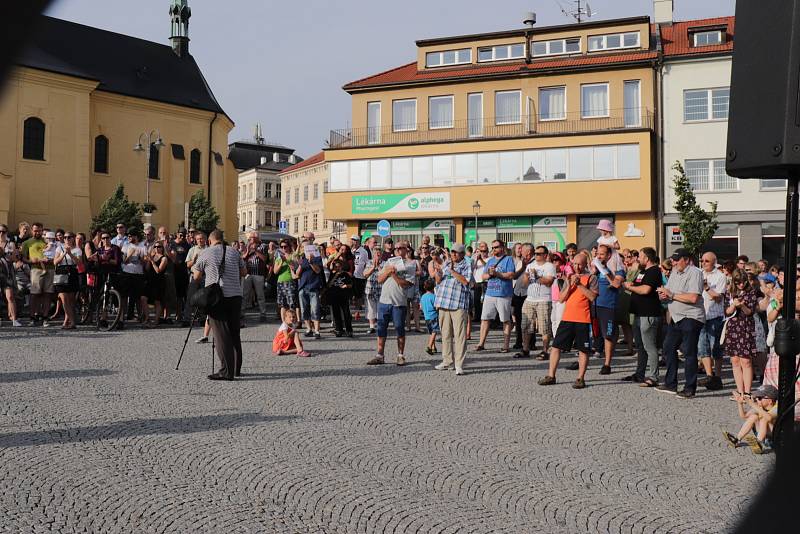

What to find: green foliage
left=672, top=161, right=719, bottom=257
left=188, top=190, right=219, bottom=235
left=91, top=184, right=143, bottom=232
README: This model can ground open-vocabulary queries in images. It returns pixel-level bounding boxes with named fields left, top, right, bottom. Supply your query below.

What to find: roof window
left=588, top=31, right=640, bottom=52
left=477, top=43, right=525, bottom=62
left=532, top=37, right=581, bottom=57
left=692, top=29, right=724, bottom=47
left=426, top=48, right=472, bottom=67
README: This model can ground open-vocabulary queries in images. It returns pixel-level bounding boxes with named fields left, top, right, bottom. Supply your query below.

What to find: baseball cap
left=350, top=234, right=361, bottom=241
left=451, top=243, right=466, bottom=253
left=670, top=248, right=691, bottom=261
left=760, top=273, right=778, bottom=284
left=751, top=384, right=778, bottom=400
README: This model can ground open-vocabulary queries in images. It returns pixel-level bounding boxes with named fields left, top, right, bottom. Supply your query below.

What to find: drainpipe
left=207, top=112, right=218, bottom=203
left=654, top=23, right=665, bottom=257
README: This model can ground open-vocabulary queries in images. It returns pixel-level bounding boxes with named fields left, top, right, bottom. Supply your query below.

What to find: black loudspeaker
left=726, top=0, right=800, bottom=178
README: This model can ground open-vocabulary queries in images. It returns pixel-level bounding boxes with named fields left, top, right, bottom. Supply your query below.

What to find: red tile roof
left=343, top=16, right=735, bottom=91
left=279, top=150, right=324, bottom=174
left=660, top=16, right=734, bottom=57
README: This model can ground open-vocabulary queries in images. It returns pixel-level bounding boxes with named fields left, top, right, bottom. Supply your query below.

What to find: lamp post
left=133, top=130, right=166, bottom=218
left=472, top=200, right=481, bottom=248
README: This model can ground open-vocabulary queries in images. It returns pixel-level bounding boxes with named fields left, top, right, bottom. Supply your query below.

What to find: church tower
left=169, top=0, right=191, bottom=58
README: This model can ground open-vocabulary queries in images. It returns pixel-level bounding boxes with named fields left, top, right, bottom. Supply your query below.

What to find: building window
left=539, top=87, right=566, bottom=120
left=248, top=183, right=254, bottom=200
left=693, top=30, right=723, bottom=46
left=323, top=180, right=329, bottom=193
left=148, top=143, right=160, bottom=179
left=623, top=80, right=641, bottom=127
left=367, top=102, right=381, bottom=145
left=22, top=117, right=45, bottom=160
left=303, top=184, right=309, bottom=201
left=293, top=216, right=299, bottom=234
left=276, top=211, right=281, bottom=224
left=467, top=93, right=484, bottom=138
left=429, top=95, right=454, bottom=129
left=392, top=99, right=417, bottom=132
left=190, top=149, right=201, bottom=184
left=588, top=32, right=640, bottom=52
left=94, top=135, right=109, bottom=173
left=303, top=215, right=308, bottom=232
left=285, top=188, right=290, bottom=205
left=760, top=178, right=787, bottom=190
left=265, top=210, right=272, bottom=226
left=294, top=187, right=299, bottom=203
left=684, top=159, right=738, bottom=192
left=532, top=37, right=581, bottom=57
left=581, top=83, right=609, bottom=118
left=684, top=88, right=730, bottom=121
left=495, top=90, right=521, bottom=125
left=312, top=212, right=318, bottom=229
left=426, top=48, right=471, bottom=67
left=276, top=183, right=281, bottom=199
left=313, top=182, right=319, bottom=200
left=265, top=183, right=272, bottom=198
left=477, top=43, right=525, bottom=62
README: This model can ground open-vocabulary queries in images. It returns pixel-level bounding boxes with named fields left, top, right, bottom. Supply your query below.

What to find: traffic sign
left=377, top=219, right=391, bottom=237
left=279, top=219, right=288, bottom=233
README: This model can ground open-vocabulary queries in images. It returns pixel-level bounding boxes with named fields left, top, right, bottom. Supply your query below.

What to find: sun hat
left=44, top=231, right=56, bottom=239
left=596, top=219, right=615, bottom=233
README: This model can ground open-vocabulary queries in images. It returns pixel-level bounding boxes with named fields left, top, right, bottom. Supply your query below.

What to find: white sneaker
left=12, top=320, right=23, bottom=327
left=434, top=363, right=452, bottom=371
left=455, top=367, right=465, bottom=375
left=195, top=336, right=209, bottom=344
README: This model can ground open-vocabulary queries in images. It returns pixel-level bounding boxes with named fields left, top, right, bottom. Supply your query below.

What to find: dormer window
left=478, top=43, right=525, bottom=62
left=532, top=37, right=581, bottom=57
left=426, top=48, right=472, bottom=68
left=588, top=31, right=640, bottom=52
left=692, top=30, right=723, bottom=47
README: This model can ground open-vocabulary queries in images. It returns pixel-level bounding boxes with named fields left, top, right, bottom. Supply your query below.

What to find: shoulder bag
left=191, top=244, right=227, bottom=315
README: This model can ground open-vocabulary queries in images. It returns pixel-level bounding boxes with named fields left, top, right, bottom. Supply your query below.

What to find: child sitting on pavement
left=723, top=384, right=778, bottom=454
left=420, top=278, right=439, bottom=355
left=272, top=309, right=311, bottom=357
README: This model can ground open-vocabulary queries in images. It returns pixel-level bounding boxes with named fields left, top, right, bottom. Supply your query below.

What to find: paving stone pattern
left=0, top=318, right=771, bottom=533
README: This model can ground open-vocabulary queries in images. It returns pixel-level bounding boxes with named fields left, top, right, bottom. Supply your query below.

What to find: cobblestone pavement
left=0, top=313, right=772, bottom=533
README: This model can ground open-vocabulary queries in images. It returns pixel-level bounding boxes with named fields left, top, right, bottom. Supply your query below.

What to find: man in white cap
left=351, top=234, right=370, bottom=318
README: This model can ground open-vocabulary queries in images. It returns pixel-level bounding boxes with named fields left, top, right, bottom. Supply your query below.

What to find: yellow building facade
left=279, top=152, right=334, bottom=239
left=0, top=13, right=238, bottom=237
left=325, top=16, right=659, bottom=251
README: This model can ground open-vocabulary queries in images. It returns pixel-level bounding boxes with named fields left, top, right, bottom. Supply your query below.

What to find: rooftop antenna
left=253, top=123, right=265, bottom=144
left=557, top=0, right=595, bottom=23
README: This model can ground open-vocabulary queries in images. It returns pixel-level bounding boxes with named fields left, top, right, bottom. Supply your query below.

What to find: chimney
left=654, top=0, right=673, bottom=25
left=260, top=156, right=267, bottom=165
left=272, top=152, right=280, bottom=163
left=169, top=0, right=191, bottom=57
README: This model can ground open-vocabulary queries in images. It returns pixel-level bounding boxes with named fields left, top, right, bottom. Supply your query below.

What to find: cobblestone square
left=0, top=320, right=770, bottom=533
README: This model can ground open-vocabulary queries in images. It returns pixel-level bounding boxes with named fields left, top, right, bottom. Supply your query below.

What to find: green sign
left=532, top=216, right=567, bottom=228
left=392, top=220, right=423, bottom=231
left=464, top=218, right=497, bottom=229
left=352, top=192, right=450, bottom=215
left=497, top=217, right=532, bottom=229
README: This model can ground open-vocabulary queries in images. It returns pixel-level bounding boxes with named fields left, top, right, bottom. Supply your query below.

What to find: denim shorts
left=698, top=316, right=724, bottom=359
left=426, top=318, right=440, bottom=334
left=377, top=302, right=407, bottom=338
left=298, top=288, right=321, bottom=321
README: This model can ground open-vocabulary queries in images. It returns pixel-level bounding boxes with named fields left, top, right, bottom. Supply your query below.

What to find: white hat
left=350, top=234, right=361, bottom=241
left=44, top=231, right=56, bottom=239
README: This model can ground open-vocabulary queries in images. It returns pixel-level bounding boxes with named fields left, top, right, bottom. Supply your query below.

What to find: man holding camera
left=192, top=230, right=247, bottom=381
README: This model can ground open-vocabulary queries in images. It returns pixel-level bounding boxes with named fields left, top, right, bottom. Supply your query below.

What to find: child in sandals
left=723, top=384, right=777, bottom=454
left=272, top=309, right=311, bottom=357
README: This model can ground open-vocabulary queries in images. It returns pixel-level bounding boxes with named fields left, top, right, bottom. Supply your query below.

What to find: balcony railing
left=329, top=107, right=653, bottom=149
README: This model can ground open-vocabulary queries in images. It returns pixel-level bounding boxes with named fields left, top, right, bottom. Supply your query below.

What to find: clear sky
left=45, top=0, right=735, bottom=158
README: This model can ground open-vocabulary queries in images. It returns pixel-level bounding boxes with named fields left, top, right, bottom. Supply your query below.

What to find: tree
left=91, top=184, right=143, bottom=232
left=188, top=190, right=220, bottom=235
left=672, top=161, right=719, bottom=257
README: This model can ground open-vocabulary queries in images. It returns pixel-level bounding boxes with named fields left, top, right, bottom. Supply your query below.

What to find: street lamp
left=472, top=200, right=481, bottom=247
left=134, top=130, right=166, bottom=208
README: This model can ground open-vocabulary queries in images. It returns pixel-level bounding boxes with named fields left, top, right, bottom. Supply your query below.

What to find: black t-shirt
left=630, top=265, right=662, bottom=317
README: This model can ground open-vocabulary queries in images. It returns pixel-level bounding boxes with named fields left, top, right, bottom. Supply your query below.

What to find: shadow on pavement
left=0, top=368, right=116, bottom=383
left=0, top=412, right=296, bottom=448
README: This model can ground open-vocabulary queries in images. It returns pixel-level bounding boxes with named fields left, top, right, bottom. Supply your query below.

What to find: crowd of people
left=1, top=218, right=797, bottom=452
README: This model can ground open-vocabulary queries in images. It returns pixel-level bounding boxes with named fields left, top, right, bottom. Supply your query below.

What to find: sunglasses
left=0, top=230, right=6, bottom=233
left=492, top=245, right=501, bottom=249
left=65, top=235, right=75, bottom=239
left=535, top=251, right=546, bottom=255
left=154, top=245, right=164, bottom=249
left=101, top=236, right=111, bottom=240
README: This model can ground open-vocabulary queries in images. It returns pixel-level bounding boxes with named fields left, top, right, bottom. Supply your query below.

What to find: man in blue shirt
left=293, top=240, right=324, bottom=338
left=592, top=244, right=626, bottom=375
left=476, top=239, right=527, bottom=353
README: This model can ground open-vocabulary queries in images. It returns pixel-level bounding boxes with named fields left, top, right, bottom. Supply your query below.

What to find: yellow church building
left=0, top=1, right=238, bottom=237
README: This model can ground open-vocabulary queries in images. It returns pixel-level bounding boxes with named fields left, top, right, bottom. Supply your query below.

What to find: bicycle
left=80, top=271, right=123, bottom=331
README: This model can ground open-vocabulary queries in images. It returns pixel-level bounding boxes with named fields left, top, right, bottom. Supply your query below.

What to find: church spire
left=169, top=0, right=191, bottom=58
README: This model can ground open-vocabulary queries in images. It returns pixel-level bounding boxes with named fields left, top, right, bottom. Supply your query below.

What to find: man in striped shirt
left=432, top=243, right=472, bottom=375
